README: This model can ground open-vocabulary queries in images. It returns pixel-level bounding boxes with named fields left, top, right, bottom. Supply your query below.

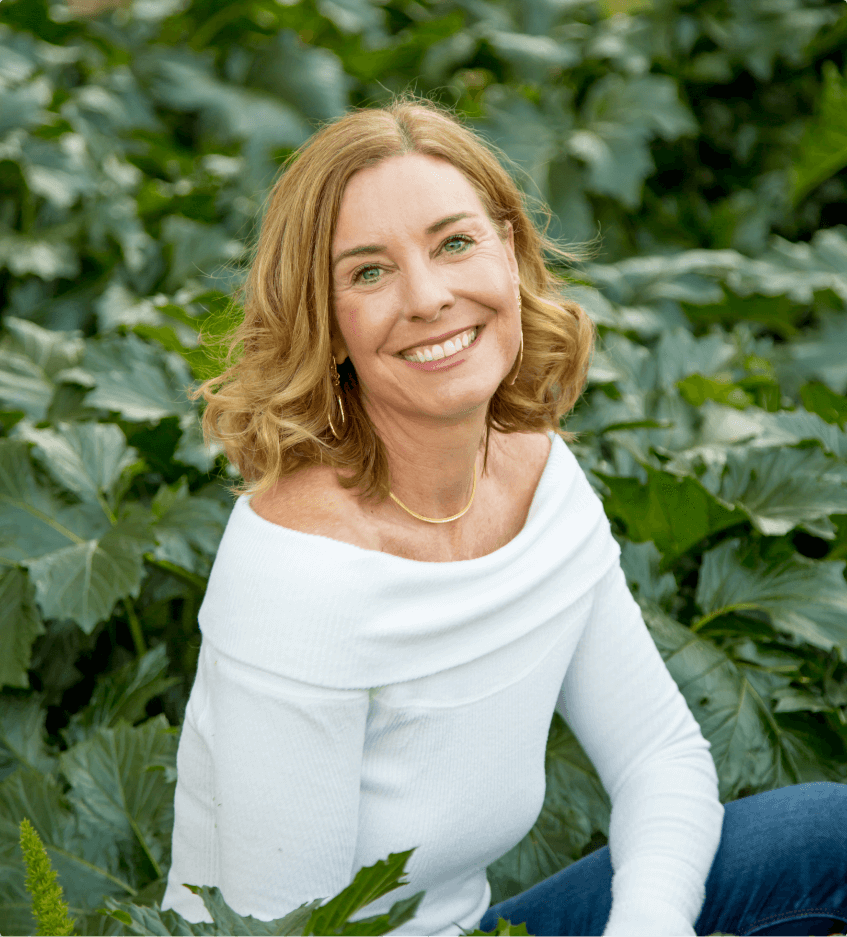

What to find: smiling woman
left=165, top=91, right=847, bottom=937
left=186, top=91, right=600, bottom=519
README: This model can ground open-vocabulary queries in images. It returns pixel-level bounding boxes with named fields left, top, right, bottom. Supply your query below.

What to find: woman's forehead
left=334, top=157, right=489, bottom=242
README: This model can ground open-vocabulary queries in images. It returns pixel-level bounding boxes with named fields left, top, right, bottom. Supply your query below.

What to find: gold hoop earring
left=328, top=354, right=346, bottom=440
left=508, top=293, right=523, bottom=385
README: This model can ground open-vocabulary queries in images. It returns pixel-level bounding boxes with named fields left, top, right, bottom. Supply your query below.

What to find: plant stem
left=124, top=598, right=147, bottom=657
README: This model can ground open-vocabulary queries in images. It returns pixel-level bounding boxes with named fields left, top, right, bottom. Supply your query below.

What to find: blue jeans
left=478, top=782, right=847, bottom=936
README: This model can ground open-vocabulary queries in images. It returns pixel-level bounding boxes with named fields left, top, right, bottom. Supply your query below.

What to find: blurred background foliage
left=2, top=0, right=847, bottom=933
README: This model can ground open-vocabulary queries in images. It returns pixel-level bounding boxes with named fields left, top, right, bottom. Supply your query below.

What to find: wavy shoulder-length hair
left=188, top=91, right=601, bottom=507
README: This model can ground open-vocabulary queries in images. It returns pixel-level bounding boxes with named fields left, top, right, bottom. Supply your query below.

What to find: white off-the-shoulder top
left=162, top=431, right=723, bottom=936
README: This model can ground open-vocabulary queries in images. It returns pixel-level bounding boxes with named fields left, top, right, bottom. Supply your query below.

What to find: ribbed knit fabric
left=161, top=430, right=724, bottom=936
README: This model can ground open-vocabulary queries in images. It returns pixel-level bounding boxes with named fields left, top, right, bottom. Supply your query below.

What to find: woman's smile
left=395, top=324, right=485, bottom=371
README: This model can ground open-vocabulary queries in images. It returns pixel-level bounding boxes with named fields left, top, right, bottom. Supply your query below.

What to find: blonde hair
left=188, top=91, right=601, bottom=507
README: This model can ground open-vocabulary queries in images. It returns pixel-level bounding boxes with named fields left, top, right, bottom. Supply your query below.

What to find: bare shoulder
left=249, top=463, right=376, bottom=548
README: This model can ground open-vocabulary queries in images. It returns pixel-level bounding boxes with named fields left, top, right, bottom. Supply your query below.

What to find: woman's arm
left=558, top=560, right=725, bottom=937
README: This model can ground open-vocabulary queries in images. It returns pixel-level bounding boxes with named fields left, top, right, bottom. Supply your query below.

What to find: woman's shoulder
left=248, top=462, right=379, bottom=550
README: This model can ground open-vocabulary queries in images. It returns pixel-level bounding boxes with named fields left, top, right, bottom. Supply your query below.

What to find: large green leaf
left=640, top=601, right=837, bottom=801
left=698, top=445, right=847, bottom=537
left=470, top=84, right=562, bottom=204
left=0, top=766, right=136, bottom=937
left=173, top=411, right=224, bottom=474
left=20, top=134, right=99, bottom=209
left=0, top=229, right=81, bottom=279
left=693, top=401, right=847, bottom=460
left=0, top=317, right=88, bottom=422
left=694, top=538, right=847, bottom=654
left=0, top=438, right=111, bottom=563
left=596, top=466, right=744, bottom=562
left=59, top=715, right=178, bottom=882
left=82, top=333, right=195, bottom=423
left=23, top=502, right=157, bottom=634
left=0, top=440, right=158, bottom=633
left=13, top=421, right=145, bottom=511
left=159, top=215, right=245, bottom=294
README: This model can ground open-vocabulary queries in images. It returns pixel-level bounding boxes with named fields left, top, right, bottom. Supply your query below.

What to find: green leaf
left=640, top=601, right=836, bottom=801
left=101, top=849, right=427, bottom=936
left=59, top=716, right=178, bottom=884
left=800, top=382, right=847, bottom=429
left=618, top=539, right=678, bottom=609
left=141, top=47, right=310, bottom=183
left=149, top=477, right=228, bottom=576
left=301, top=848, right=424, bottom=936
left=571, top=73, right=696, bottom=208
left=655, top=327, right=737, bottom=391
left=699, top=446, right=847, bottom=537
left=470, top=85, right=561, bottom=204
left=0, top=438, right=111, bottom=565
left=0, top=693, right=56, bottom=781
left=0, top=318, right=86, bottom=423
left=0, top=76, right=52, bottom=135
left=568, top=125, right=654, bottom=209
left=677, top=374, right=753, bottom=410
left=0, top=766, right=137, bottom=937
left=694, top=538, right=847, bottom=654
left=0, top=231, right=80, bottom=280
left=98, top=897, right=218, bottom=935
left=20, top=135, right=99, bottom=209
left=791, top=59, right=847, bottom=206
left=248, top=30, right=352, bottom=122
left=0, top=351, right=57, bottom=424
left=0, top=566, right=45, bottom=690
left=159, top=216, right=245, bottom=294
left=596, top=466, right=744, bottom=562
left=13, top=422, right=144, bottom=512
left=172, top=411, right=224, bottom=473
left=782, top=308, right=847, bottom=396
left=61, top=645, right=181, bottom=748
left=82, top=333, right=195, bottom=423
left=23, top=502, right=156, bottom=634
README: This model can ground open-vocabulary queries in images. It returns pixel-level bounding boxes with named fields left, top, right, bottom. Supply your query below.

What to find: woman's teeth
left=402, top=326, right=479, bottom=362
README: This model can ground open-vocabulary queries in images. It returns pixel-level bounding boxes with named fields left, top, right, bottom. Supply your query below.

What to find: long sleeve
left=161, top=639, right=370, bottom=923
left=557, top=560, right=724, bottom=937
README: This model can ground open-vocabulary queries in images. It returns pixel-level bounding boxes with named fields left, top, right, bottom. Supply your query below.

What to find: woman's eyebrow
left=332, top=211, right=480, bottom=269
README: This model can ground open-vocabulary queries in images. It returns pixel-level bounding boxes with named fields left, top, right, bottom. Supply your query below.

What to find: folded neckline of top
left=239, top=430, right=565, bottom=566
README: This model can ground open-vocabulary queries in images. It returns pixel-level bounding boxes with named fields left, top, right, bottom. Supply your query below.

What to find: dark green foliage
left=1, top=0, right=846, bottom=935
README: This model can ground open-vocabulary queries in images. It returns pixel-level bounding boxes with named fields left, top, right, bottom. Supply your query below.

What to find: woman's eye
left=351, top=234, right=474, bottom=284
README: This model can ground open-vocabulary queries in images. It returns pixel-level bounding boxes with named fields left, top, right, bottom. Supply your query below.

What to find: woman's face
left=330, top=153, right=521, bottom=433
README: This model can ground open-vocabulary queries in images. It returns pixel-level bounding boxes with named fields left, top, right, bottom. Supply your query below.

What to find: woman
left=161, top=94, right=847, bottom=936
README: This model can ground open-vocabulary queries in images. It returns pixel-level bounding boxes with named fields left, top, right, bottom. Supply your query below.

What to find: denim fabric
left=477, top=782, right=847, bottom=937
